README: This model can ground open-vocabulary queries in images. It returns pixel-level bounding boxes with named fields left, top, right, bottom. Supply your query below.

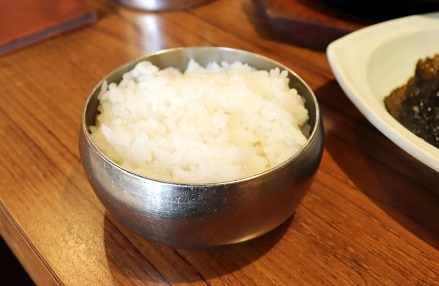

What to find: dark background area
left=0, top=237, right=35, bottom=285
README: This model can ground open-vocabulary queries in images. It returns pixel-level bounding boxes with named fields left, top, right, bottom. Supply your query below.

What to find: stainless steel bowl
left=115, top=0, right=215, bottom=11
left=79, top=47, right=324, bottom=248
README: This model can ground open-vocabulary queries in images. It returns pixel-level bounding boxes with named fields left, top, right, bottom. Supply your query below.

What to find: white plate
left=326, top=12, right=439, bottom=173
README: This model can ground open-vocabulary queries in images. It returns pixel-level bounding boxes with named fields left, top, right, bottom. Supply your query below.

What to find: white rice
left=89, top=59, right=310, bottom=184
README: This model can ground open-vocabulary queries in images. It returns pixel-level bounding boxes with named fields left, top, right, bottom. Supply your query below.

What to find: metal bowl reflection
left=115, top=0, right=215, bottom=11
left=79, top=47, right=324, bottom=248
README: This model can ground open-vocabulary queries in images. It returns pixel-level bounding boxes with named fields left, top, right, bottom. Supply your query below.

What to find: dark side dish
left=384, top=54, right=439, bottom=148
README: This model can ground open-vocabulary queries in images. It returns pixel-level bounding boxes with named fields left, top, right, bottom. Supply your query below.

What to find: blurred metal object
left=115, top=0, right=215, bottom=11
left=79, top=47, right=324, bottom=248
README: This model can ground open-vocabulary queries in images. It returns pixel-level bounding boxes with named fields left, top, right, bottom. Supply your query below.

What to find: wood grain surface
left=0, top=0, right=96, bottom=56
left=0, top=0, right=439, bottom=285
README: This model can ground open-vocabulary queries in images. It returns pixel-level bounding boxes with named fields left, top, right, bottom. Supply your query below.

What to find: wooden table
left=1, top=0, right=439, bottom=285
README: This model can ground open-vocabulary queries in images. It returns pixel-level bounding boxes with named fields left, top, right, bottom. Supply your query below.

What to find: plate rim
left=326, top=11, right=439, bottom=173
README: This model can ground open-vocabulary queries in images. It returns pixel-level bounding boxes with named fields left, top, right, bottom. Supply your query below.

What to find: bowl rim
left=81, top=46, right=322, bottom=186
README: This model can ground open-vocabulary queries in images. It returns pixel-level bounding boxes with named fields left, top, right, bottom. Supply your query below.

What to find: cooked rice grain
left=90, top=60, right=310, bottom=183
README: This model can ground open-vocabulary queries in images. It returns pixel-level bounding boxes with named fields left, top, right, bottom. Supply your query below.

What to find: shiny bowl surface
left=79, top=46, right=324, bottom=248
left=115, top=0, right=215, bottom=11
